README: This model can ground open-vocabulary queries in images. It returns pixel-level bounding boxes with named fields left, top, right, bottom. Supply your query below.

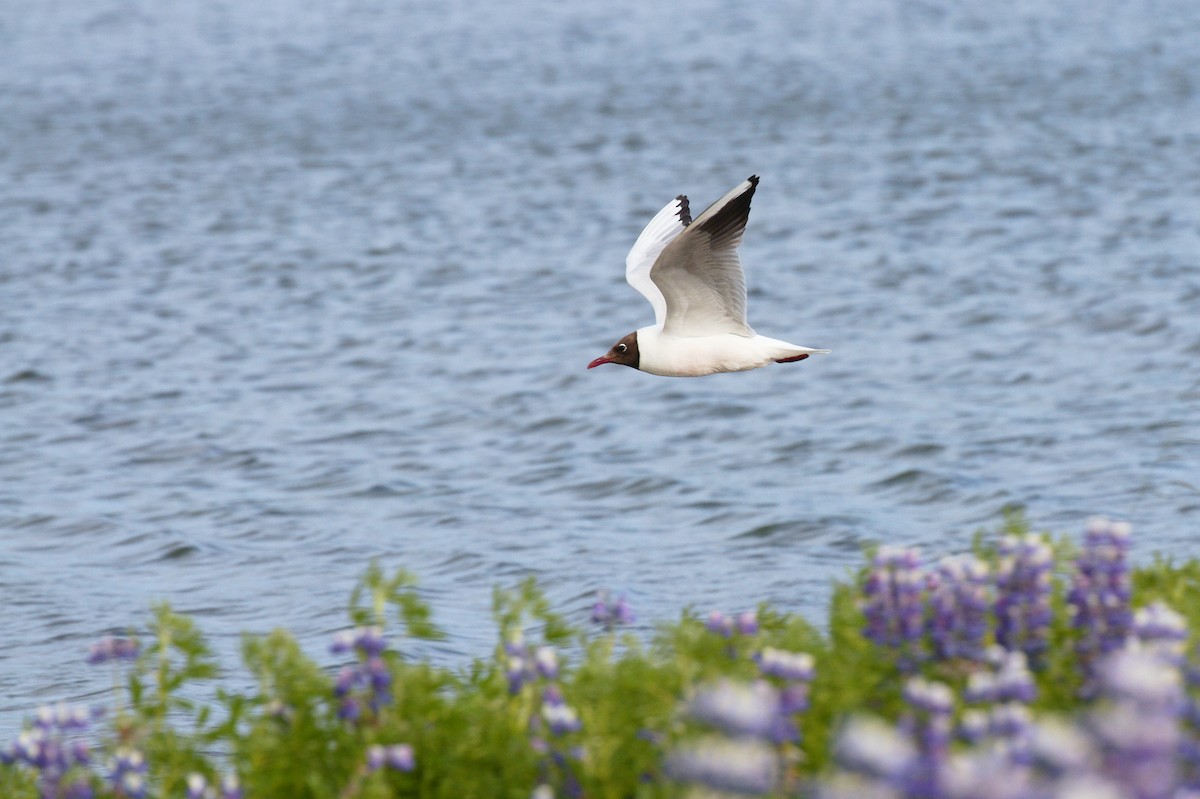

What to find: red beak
left=587, top=356, right=613, bottom=369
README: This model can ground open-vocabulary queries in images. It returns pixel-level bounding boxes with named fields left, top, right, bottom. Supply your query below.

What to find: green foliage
left=0, top=766, right=37, bottom=796
left=572, top=634, right=676, bottom=798
left=350, top=562, right=445, bottom=642
left=801, top=580, right=894, bottom=775
left=1134, top=554, right=1200, bottom=638
left=4, top=524, right=1200, bottom=798
left=399, top=663, right=537, bottom=799
left=124, top=603, right=221, bottom=795
left=236, top=629, right=353, bottom=798
left=492, top=576, right=573, bottom=649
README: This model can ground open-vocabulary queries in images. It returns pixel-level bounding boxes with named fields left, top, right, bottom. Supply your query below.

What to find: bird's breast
left=635, top=328, right=771, bottom=377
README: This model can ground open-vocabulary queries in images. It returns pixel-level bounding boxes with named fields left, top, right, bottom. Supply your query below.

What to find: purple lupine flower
left=108, top=747, right=148, bottom=799
left=900, top=678, right=955, bottom=797
left=357, top=626, right=387, bottom=657
left=220, top=776, right=243, bottom=799
left=706, top=610, right=735, bottom=637
left=832, top=716, right=916, bottom=784
left=64, top=780, right=94, bottom=799
left=542, top=703, right=583, bottom=736
left=506, top=633, right=576, bottom=788
left=902, top=679, right=954, bottom=741
left=35, top=702, right=90, bottom=732
left=940, top=745, right=1044, bottom=799
left=186, top=772, right=240, bottom=796
left=1067, top=518, right=1133, bottom=685
left=334, top=666, right=357, bottom=697
left=385, top=744, right=415, bottom=772
left=1097, top=647, right=1183, bottom=710
left=966, top=649, right=1037, bottom=705
left=338, top=696, right=362, bottom=722
left=757, top=648, right=816, bottom=683
left=541, top=682, right=562, bottom=704
left=330, top=628, right=393, bottom=720
left=368, top=742, right=415, bottom=772
left=688, top=681, right=784, bottom=740
left=779, top=683, right=810, bottom=716
left=6, top=702, right=97, bottom=799
left=755, top=648, right=815, bottom=735
left=994, top=533, right=1054, bottom=665
left=366, top=744, right=387, bottom=771
left=551, top=752, right=585, bottom=799
left=330, top=630, right=356, bottom=655
left=861, top=546, right=927, bottom=670
left=187, top=773, right=238, bottom=799
left=530, top=682, right=583, bottom=795
left=119, top=772, right=147, bottom=798
left=62, top=705, right=90, bottom=731
left=988, top=703, right=1034, bottom=744
left=591, top=592, right=635, bottom=629
left=665, top=738, right=779, bottom=796
left=32, top=705, right=55, bottom=729
left=614, top=597, right=636, bottom=626
left=1180, top=651, right=1200, bottom=790
left=506, top=658, right=529, bottom=695
left=10, top=730, right=37, bottom=764
left=1045, top=775, right=1125, bottom=799
left=86, top=635, right=139, bottom=664
left=961, top=651, right=1037, bottom=766
left=696, top=680, right=798, bottom=745
left=330, top=625, right=387, bottom=657
left=534, top=647, right=559, bottom=680
left=365, top=657, right=392, bottom=694
left=963, top=705, right=1035, bottom=766
left=1090, top=648, right=1183, bottom=799
left=505, top=637, right=582, bottom=795
left=736, top=611, right=760, bottom=636
left=1027, top=717, right=1096, bottom=779
left=958, top=709, right=990, bottom=745
left=506, top=637, right=536, bottom=695
left=927, top=554, right=992, bottom=662
left=186, top=773, right=211, bottom=799
left=111, top=747, right=146, bottom=775
left=1132, top=602, right=1188, bottom=665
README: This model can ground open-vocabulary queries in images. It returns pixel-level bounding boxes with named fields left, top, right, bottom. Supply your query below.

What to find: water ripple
left=2, top=0, right=1199, bottom=734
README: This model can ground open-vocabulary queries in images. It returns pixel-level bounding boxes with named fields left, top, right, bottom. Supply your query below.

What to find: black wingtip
left=675, top=194, right=692, bottom=227
left=696, top=175, right=758, bottom=239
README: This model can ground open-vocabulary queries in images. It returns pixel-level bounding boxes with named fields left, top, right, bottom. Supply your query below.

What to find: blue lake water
left=2, top=0, right=1199, bottom=732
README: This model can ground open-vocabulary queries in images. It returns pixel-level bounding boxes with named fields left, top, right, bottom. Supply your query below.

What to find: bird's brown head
left=587, top=332, right=640, bottom=370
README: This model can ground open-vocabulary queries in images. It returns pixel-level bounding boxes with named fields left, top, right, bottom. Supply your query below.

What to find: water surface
left=2, top=0, right=1199, bottom=731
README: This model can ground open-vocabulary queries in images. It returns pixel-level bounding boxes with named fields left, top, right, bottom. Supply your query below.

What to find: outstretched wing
left=649, top=175, right=758, bottom=337
left=624, top=194, right=692, bottom=329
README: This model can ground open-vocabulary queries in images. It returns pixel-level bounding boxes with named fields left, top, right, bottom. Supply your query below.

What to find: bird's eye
left=616, top=344, right=627, bottom=354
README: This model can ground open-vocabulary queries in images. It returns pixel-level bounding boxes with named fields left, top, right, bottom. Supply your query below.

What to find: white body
left=595, top=175, right=829, bottom=377
left=636, top=326, right=825, bottom=377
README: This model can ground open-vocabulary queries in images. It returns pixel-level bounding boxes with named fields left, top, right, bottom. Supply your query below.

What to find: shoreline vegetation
left=5, top=516, right=1200, bottom=798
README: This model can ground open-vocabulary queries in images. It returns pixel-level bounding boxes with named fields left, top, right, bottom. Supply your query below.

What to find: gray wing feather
left=649, top=176, right=758, bottom=336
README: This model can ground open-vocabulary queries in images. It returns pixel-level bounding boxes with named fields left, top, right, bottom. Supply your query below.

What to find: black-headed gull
left=588, top=176, right=830, bottom=377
